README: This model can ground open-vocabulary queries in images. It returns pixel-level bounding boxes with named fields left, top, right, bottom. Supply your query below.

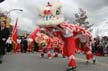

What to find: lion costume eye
left=56, top=9, right=60, bottom=15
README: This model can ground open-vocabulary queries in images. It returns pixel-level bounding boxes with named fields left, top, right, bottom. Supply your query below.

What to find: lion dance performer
left=51, top=35, right=64, bottom=57
left=75, top=30, right=96, bottom=64
left=35, top=2, right=95, bottom=71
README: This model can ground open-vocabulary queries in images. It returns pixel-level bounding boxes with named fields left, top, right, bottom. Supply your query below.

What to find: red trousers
left=63, top=36, right=77, bottom=67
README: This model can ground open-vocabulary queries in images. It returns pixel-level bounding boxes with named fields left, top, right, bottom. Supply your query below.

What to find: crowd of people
left=92, top=36, right=108, bottom=56
left=6, top=35, right=39, bottom=54
left=6, top=34, right=108, bottom=57
left=0, top=22, right=39, bottom=64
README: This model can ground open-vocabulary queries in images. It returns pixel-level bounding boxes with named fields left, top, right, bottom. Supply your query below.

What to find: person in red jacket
left=55, top=25, right=77, bottom=71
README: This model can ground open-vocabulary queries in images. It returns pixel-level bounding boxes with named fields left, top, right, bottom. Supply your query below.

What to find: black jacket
left=0, top=28, right=10, bottom=55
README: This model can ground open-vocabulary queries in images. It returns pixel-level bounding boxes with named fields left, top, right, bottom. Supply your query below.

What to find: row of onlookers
left=91, top=36, right=108, bottom=56
left=6, top=36, right=39, bottom=54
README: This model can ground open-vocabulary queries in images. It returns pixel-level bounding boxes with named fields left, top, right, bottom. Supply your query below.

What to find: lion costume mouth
left=37, top=15, right=64, bottom=26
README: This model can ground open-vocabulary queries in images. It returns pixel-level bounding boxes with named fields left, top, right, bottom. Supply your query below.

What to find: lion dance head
left=37, top=2, right=64, bottom=26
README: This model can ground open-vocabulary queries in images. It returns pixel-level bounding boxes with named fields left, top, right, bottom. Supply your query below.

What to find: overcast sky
left=0, top=0, right=108, bottom=35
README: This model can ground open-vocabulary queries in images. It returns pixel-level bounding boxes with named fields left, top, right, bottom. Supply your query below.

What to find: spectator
left=33, top=40, right=38, bottom=52
left=0, top=21, right=10, bottom=64
left=21, top=37, right=28, bottom=53
left=104, top=42, right=108, bottom=56
left=6, top=34, right=13, bottom=53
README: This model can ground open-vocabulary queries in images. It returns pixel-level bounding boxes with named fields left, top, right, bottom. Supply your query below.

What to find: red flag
left=11, top=18, right=18, bottom=52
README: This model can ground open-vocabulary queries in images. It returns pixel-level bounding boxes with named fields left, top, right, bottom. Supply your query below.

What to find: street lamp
left=7, top=9, right=23, bottom=15
left=5, top=9, right=23, bottom=29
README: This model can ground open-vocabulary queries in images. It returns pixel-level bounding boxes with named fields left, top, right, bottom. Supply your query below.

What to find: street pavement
left=0, top=53, right=108, bottom=71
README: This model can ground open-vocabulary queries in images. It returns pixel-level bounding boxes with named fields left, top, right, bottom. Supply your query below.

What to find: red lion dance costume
left=35, top=29, right=52, bottom=59
left=51, top=36, right=64, bottom=57
left=35, top=2, right=96, bottom=71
